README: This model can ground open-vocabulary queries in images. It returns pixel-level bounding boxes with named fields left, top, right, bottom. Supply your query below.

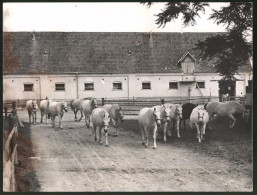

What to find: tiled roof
left=3, top=32, right=251, bottom=74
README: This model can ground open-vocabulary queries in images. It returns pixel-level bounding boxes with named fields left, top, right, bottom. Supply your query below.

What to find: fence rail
left=3, top=96, right=246, bottom=117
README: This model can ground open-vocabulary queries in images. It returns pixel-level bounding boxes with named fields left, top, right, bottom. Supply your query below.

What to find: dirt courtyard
left=15, top=109, right=252, bottom=192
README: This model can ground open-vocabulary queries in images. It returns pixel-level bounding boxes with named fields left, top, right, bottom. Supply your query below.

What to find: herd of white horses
left=25, top=97, right=250, bottom=149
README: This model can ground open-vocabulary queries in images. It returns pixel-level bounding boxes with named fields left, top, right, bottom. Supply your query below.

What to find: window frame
left=55, top=82, right=65, bottom=91
left=142, top=81, right=151, bottom=90
left=84, top=82, right=95, bottom=91
left=169, top=81, right=179, bottom=90
left=112, top=81, right=123, bottom=91
left=23, top=83, right=34, bottom=92
left=196, top=81, right=205, bottom=89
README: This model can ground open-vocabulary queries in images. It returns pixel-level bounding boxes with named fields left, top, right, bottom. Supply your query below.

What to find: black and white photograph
left=3, top=2, right=253, bottom=192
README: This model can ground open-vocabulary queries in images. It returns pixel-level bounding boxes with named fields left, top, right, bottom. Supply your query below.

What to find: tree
left=143, top=2, right=253, bottom=80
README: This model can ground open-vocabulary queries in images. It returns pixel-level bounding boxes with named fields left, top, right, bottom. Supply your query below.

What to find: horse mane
left=91, top=98, right=97, bottom=107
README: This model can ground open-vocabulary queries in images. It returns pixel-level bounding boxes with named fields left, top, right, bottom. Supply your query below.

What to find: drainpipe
left=127, top=75, right=129, bottom=99
left=76, top=72, right=79, bottom=99
left=38, top=76, right=41, bottom=100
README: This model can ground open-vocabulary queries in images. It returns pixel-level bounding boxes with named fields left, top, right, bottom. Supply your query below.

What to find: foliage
left=142, top=2, right=252, bottom=80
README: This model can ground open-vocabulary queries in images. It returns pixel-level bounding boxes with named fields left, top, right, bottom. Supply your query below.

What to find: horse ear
left=163, top=105, right=166, bottom=108
left=154, top=107, right=156, bottom=111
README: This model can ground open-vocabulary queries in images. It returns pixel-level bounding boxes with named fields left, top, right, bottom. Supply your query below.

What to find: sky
left=3, top=2, right=228, bottom=32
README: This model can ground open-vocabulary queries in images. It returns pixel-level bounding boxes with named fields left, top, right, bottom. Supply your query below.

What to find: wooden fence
left=3, top=96, right=246, bottom=117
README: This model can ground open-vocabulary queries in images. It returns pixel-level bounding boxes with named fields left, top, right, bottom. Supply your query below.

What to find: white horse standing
left=190, top=106, right=209, bottom=142
left=80, top=98, right=98, bottom=128
left=138, top=107, right=162, bottom=149
left=26, top=99, right=38, bottom=125
left=91, top=107, right=111, bottom=146
left=164, top=104, right=183, bottom=138
left=103, top=104, right=124, bottom=136
left=40, top=98, right=52, bottom=124
left=48, top=101, right=68, bottom=129
left=152, top=104, right=172, bottom=142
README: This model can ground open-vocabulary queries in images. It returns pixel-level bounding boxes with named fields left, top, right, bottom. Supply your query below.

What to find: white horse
left=40, top=98, right=52, bottom=124
left=138, top=107, right=162, bottom=149
left=152, top=104, right=172, bottom=142
left=48, top=101, right=68, bottom=129
left=81, top=98, right=98, bottom=128
left=103, top=104, right=124, bottom=136
left=26, top=99, right=38, bottom=125
left=164, top=104, right=183, bottom=138
left=91, top=107, right=111, bottom=146
left=190, top=106, right=209, bottom=142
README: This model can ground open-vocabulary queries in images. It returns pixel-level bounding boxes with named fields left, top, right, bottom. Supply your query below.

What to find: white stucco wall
left=3, top=72, right=251, bottom=101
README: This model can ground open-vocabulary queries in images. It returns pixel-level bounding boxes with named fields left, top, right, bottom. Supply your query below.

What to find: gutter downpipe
left=76, top=72, right=79, bottom=99
left=127, top=75, right=129, bottom=99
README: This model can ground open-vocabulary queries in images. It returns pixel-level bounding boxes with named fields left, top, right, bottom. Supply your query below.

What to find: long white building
left=3, top=32, right=252, bottom=100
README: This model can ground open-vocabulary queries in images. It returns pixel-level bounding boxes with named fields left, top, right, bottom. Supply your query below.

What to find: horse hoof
left=114, top=134, right=119, bottom=137
left=164, top=139, right=167, bottom=142
left=99, top=142, right=103, bottom=145
left=94, top=138, right=97, bottom=141
left=144, top=145, right=148, bottom=148
left=142, top=142, right=145, bottom=145
left=105, top=144, right=109, bottom=147
left=153, top=146, right=157, bottom=149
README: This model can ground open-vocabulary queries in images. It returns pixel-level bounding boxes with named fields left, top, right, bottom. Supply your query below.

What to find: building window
left=169, top=82, right=178, bottom=89
left=196, top=81, right=205, bottom=88
left=85, top=82, right=94, bottom=90
left=113, top=82, right=122, bottom=90
left=142, top=81, right=151, bottom=90
left=24, top=83, right=33, bottom=91
left=55, top=83, right=65, bottom=91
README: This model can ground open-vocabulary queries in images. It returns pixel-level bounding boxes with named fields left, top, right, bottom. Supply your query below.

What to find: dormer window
left=178, top=52, right=196, bottom=74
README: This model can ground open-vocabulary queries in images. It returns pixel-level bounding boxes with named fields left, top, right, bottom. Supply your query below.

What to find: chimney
left=149, top=31, right=153, bottom=49
left=32, top=31, right=36, bottom=41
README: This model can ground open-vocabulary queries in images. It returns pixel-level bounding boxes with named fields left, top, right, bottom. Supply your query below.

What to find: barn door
left=219, top=80, right=236, bottom=100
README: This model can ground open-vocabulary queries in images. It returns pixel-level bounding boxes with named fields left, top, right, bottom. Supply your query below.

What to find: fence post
left=102, top=97, right=105, bottom=106
left=188, top=87, right=191, bottom=103
left=161, top=99, right=165, bottom=105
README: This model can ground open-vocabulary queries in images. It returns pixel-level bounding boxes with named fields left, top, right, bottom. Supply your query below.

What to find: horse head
left=91, top=98, right=98, bottom=109
left=197, top=107, right=205, bottom=124
left=62, top=102, right=68, bottom=112
left=175, top=104, right=183, bottom=120
left=103, top=113, right=110, bottom=132
left=163, top=104, right=172, bottom=122
left=118, top=106, right=124, bottom=122
left=32, top=99, right=37, bottom=110
left=153, top=107, right=161, bottom=127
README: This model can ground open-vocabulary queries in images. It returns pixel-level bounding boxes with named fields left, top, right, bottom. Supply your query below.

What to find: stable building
left=3, top=32, right=252, bottom=101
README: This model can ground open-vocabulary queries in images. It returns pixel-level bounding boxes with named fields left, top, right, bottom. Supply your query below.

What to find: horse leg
left=163, top=121, right=168, bottom=142
left=34, top=111, right=37, bottom=125
left=202, top=124, right=207, bottom=141
left=93, top=126, right=97, bottom=141
left=58, top=114, right=63, bottom=129
left=144, top=127, right=149, bottom=148
left=153, top=125, right=157, bottom=149
left=176, top=119, right=181, bottom=138
left=168, top=121, right=172, bottom=137
left=112, top=119, right=118, bottom=136
left=74, top=109, right=78, bottom=121
left=40, top=110, right=43, bottom=123
left=46, top=111, right=48, bottom=124
left=196, top=123, right=201, bottom=143
left=78, top=110, right=83, bottom=122
left=51, top=116, right=55, bottom=128
left=140, top=126, right=145, bottom=145
left=99, top=126, right=103, bottom=145
left=228, top=114, right=236, bottom=128
left=104, top=128, right=109, bottom=146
